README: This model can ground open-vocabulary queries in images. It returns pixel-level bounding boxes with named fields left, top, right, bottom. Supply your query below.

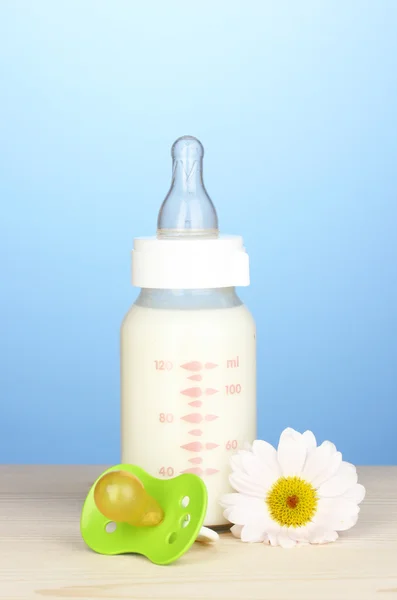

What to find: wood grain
left=0, top=466, right=396, bottom=599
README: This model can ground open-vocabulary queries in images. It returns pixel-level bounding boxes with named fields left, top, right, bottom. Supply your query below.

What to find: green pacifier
left=80, top=464, right=208, bottom=565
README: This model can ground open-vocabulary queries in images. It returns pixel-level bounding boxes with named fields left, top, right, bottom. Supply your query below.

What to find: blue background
left=1, top=1, right=396, bottom=464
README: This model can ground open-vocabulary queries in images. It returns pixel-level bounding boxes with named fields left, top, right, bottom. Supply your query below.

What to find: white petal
left=236, top=449, right=253, bottom=472
left=288, top=525, right=310, bottom=542
left=230, top=524, right=243, bottom=538
left=252, top=440, right=281, bottom=477
left=230, top=453, right=244, bottom=472
left=240, top=450, right=276, bottom=490
left=331, top=513, right=358, bottom=532
left=223, top=504, right=256, bottom=526
left=317, top=462, right=358, bottom=498
left=311, top=451, right=342, bottom=489
left=343, top=483, right=366, bottom=504
left=308, top=528, right=338, bottom=544
left=302, top=430, right=317, bottom=452
left=302, top=441, right=337, bottom=483
left=277, top=429, right=307, bottom=476
left=223, top=506, right=247, bottom=525
left=224, top=500, right=271, bottom=529
left=315, top=497, right=360, bottom=531
left=229, top=471, right=267, bottom=498
left=220, top=493, right=263, bottom=509
left=268, top=532, right=279, bottom=546
left=277, top=529, right=297, bottom=548
left=281, top=427, right=302, bottom=439
left=241, top=522, right=268, bottom=543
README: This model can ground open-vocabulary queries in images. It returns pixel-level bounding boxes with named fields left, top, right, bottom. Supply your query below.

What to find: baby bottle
left=121, top=136, right=256, bottom=527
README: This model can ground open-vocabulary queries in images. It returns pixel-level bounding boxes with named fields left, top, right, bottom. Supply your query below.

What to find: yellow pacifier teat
left=94, top=470, right=164, bottom=527
left=80, top=464, right=208, bottom=565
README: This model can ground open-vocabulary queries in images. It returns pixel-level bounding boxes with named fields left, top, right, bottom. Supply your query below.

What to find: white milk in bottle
left=121, top=136, right=256, bottom=527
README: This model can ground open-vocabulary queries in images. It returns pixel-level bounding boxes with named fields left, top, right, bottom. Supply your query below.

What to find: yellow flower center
left=266, top=476, right=318, bottom=527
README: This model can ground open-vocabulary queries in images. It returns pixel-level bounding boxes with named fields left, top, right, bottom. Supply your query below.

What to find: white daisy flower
left=220, top=427, right=365, bottom=548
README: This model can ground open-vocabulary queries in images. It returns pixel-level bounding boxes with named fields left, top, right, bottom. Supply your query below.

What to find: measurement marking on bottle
left=181, top=467, right=203, bottom=475
left=189, top=457, right=203, bottom=464
left=188, top=429, right=203, bottom=436
left=181, top=387, right=202, bottom=398
left=188, top=400, right=202, bottom=407
left=205, top=388, right=219, bottom=396
left=227, top=356, right=240, bottom=368
left=188, top=374, right=202, bottom=381
left=180, top=359, right=221, bottom=479
left=154, top=360, right=173, bottom=370
left=159, top=467, right=174, bottom=477
left=181, top=361, right=202, bottom=371
left=181, top=413, right=202, bottom=423
left=226, top=440, right=238, bottom=450
left=205, top=442, right=219, bottom=450
left=225, top=384, right=242, bottom=395
left=159, top=413, right=174, bottom=423
left=205, top=414, right=219, bottom=421
left=181, top=442, right=203, bottom=452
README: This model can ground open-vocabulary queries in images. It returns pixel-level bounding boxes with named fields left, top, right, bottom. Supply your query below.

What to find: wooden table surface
left=0, top=466, right=396, bottom=600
